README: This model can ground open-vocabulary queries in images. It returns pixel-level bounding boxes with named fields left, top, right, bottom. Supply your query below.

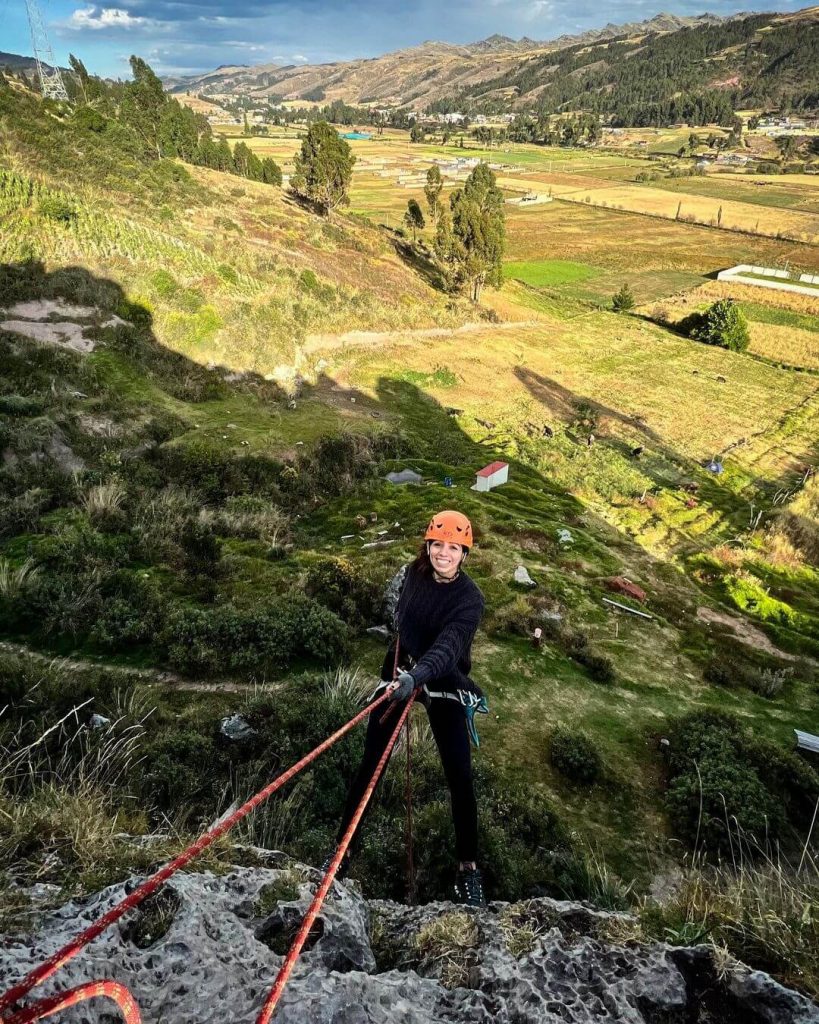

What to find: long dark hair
left=411, top=542, right=434, bottom=577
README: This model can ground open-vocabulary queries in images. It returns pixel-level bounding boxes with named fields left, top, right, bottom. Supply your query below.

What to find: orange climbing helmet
left=424, top=510, right=473, bottom=549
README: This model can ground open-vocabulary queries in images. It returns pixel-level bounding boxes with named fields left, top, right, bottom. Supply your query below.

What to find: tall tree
left=68, top=54, right=91, bottom=105
left=403, top=198, right=425, bottom=242
left=121, top=56, right=166, bottom=159
left=778, top=135, right=798, bottom=160
left=447, top=163, right=506, bottom=302
left=291, top=121, right=355, bottom=214
left=261, top=157, right=283, bottom=185
left=424, top=165, right=443, bottom=226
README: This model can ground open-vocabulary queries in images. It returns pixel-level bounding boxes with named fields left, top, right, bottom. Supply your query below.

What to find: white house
left=474, top=461, right=509, bottom=492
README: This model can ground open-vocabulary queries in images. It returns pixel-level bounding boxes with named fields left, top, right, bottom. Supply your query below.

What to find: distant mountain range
left=3, top=6, right=818, bottom=121
left=161, top=10, right=747, bottom=106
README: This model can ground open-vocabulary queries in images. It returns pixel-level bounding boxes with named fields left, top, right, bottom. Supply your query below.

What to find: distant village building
left=473, top=461, right=509, bottom=492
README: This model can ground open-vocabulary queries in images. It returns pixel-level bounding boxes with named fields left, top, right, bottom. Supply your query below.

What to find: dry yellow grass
left=746, top=324, right=819, bottom=369
left=554, top=183, right=819, bottom=242
left=641, top=282, right=819, bottom=371
left=696, top=280, right=819, bottom=316
left=338, top=313, right=818, bottom=465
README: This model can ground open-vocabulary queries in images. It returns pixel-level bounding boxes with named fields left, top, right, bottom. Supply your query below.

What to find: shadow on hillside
left=513, top=364, right=817, bottom=540
left=389, top=236, right=449, bottom=292
left=2, top=258, right=812, bottom=656
left=0, top=260, right=293, bottom=409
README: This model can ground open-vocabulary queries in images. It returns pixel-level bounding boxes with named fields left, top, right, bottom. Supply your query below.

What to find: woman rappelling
left=326, top=509, right=488, bottom=906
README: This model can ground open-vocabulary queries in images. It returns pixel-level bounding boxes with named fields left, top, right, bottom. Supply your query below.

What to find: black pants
left=336, top=689, right=478, bottom=862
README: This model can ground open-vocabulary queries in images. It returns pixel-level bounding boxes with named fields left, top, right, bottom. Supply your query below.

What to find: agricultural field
left=520, top=176, right=819, bottom=242
left=640, top=279, right=819, bottom=371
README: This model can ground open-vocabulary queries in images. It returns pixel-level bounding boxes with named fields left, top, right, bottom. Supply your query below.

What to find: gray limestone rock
left=513, top=565, right=537, bottom=588
left=1, top=867, right=816, bottom=1024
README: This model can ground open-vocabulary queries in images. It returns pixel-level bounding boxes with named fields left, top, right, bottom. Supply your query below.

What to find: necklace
left=433, top=570, right=460, bottom=584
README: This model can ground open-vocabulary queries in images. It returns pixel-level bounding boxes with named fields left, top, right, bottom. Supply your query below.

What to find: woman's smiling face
left=428, top=540, right=464, bottom=578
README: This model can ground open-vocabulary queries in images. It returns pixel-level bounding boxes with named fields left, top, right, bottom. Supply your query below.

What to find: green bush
left=304, top=557, right=381, bottom=627
left=161, top=596, right=350, bottom=677
left=611, top=283, right=635, bottom=313
left=680, top=299, right=750, bottom=353
left=37, top=196, right=76, bottom=223
left=141, top=730, right=222, bottom=813
left=704, top=644, right=796, bottom=698
left=565, top=631, right=615, bottom=682
left=550, top=726, right=603, bottom=784
left=0, top=394, right=44, bottom=416
left=179, top=518, right=222, bottom=581
left=283, top=432, right=406, bottom=507
left=149, top=269, right=178, bottom=298
left=90, top=573, right=167, bottom=651
left=159, top=439, right=241, bottom=502
left=663, top=709, right=814, bottom=853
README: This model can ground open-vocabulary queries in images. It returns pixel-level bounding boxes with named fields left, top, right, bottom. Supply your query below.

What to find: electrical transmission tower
left=24, top=0, right=69, bottom=100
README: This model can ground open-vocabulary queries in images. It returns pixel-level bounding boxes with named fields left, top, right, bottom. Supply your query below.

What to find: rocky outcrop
left=1, top=858, right=817, bottom=1024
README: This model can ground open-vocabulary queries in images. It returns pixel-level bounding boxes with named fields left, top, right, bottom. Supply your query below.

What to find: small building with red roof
left=473, top=460, right=509, bottom=492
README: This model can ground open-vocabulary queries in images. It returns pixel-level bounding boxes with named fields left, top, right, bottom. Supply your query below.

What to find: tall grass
left=641, top=820, right=819, bottom=996
left=0, top=557, right=40, bottom=600
left=0, top=689, right=151, bottom=879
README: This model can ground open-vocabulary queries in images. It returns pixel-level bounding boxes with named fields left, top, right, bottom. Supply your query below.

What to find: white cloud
left=291, top=53, right=308, bottom=62
left=66, top=6, right=154, bottom=30
left=525, top=0, right=554, bottom=19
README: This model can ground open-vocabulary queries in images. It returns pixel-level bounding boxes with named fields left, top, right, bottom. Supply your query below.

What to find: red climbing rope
left=0, top=691, right=390, bottom=1023
left=405, top=713, right=416, bottom=906
left=5, top=982, right=141, bottom=1024
left=256, top=692, right=417, bottom=1024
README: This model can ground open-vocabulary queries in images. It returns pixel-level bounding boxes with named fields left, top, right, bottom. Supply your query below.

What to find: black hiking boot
left=320, top=849, right=351, bottom=880
left=454, top=866, right=486, bottom=908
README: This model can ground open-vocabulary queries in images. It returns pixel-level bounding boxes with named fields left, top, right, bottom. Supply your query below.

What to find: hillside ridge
left=161, top=6, right=786, bottom=108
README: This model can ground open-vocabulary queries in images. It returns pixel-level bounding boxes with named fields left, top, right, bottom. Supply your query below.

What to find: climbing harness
left=423, top=687, right=489, bottom=748
left=0, top=690, right=393, bottom=1024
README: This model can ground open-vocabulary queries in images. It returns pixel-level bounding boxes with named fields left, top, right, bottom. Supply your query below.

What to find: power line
left=23, top=0, right=68, bottom=100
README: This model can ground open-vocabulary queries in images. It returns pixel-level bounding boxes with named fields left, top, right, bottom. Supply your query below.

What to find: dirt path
left=304, top=318, right=541, bottom=355
left=695, top=607, right=798, bottom=662
left=0, top=640, right=263, bottom=694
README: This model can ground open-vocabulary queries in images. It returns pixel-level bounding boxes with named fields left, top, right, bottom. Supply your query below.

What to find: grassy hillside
left=1, top=74, right=818, bottom=993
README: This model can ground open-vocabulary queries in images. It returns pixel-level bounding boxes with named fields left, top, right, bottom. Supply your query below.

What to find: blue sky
left=1, top=0, right=809, bottom=78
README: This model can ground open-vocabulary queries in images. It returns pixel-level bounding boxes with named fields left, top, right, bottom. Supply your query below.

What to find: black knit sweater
left=380, top=563, right=485, bottom=695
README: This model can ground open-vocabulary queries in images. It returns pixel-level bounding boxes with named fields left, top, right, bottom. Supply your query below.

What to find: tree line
left=427, top=13, right=819, bottom=127
left=65, top=55, right=281, bottom=186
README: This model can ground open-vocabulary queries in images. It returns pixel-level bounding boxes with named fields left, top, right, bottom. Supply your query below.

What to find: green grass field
left=503, top=259, right=600, bottom=287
